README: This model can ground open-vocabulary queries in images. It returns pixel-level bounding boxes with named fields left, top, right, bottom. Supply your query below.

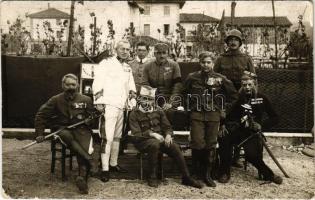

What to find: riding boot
left=71, top=141, right=99, bottom=179
left=203, top=149, right=216, bottom=187
left=191, top=149, right=201, bottom=178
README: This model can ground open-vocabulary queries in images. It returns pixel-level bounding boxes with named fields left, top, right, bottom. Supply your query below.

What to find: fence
left=1, top=56, right=313, bottom=132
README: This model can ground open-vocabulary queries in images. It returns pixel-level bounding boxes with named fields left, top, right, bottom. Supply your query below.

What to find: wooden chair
left=50, top=135, right=75, bottom=181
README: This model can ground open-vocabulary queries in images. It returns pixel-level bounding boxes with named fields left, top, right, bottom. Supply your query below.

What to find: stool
left=50, top=136, right=75, bottom=181
left=139, top=152, right=164, bottom=180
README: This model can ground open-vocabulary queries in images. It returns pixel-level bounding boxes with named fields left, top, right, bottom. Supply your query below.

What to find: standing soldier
left=34, top=74, right=97, bottom=194
left=92, top=40, right=137, bottom=182
left=142, top=43, right=182, bottom=109
left=214, top=29, right=256, bottom=168
left=129, top=85, right=203, bottom=189
left=214, top=29, right=255, bottom=90
left=184, top=52, right=238, bottom=187
left=218, top=71, right=282, bottom=185
left=128, top=41, right=151, bottom=93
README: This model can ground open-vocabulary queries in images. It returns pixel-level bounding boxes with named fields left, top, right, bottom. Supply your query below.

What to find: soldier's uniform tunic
left=214, top=49, right=255, bottom=90
left=142, top=58, right=182, bottom=106
left=219, top=91, right=279, bottom=181
left=35, top=92, right=94, bottom=166
left=128, top=108, right=191, bottom=178
left=184, top=71, right=238, bottom=149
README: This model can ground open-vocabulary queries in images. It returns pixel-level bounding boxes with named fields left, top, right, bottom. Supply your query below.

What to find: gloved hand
left=251, top=122, right=262, bottom=132
left=36, top=135, right=45, bottom=143
left=218, top=125, right=229, bottom=138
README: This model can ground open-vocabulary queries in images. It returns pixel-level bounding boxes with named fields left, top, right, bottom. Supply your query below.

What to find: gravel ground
left=2, top=138, right=315, bottom=199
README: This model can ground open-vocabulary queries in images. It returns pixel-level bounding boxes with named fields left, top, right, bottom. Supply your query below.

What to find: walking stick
left=239, top=104, right=290, bottom=178
left=22, top=112, right=102, bottom=150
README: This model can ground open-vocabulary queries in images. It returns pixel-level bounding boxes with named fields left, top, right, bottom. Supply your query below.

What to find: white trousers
left=100, top=105, right=124, bottom=171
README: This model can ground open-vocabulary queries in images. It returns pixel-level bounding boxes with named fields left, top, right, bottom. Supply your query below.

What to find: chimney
left=48, top=3, right=50, bottom=9
left=231, top=1, right=236, bottom=27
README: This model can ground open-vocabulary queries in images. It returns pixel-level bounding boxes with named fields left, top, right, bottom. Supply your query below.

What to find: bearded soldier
left=35, top=74, right=96, bottom=194
left=218, top=71, right=283, bottom=185
left=92, top=40, right=137, bottom=182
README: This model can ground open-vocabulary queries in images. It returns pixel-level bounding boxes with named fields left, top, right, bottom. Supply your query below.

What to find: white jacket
left=92, top=57, right=136, bottom=109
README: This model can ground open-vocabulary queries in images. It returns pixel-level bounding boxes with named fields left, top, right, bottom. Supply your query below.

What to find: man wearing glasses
left=141, top=43, right=182, bottom=109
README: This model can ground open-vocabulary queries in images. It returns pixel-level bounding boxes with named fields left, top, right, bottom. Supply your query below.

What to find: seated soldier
left=128, top=85, right=203, bottom=188
left=218, top=71, right=283, bottom=184
left=34, top=73, right=99, bottom=194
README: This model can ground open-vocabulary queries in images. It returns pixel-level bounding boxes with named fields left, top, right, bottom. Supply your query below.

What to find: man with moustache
left=35, top=73, right=96, bottom=194
left=141, top=43, right=182, bottom=109
left=214, top=29, right=256, bottom=169
left=218, top=71, right=283, bottom=185
left=184, top=52, right=238, bottom=187
left=92, top=40, right=137, bottom=182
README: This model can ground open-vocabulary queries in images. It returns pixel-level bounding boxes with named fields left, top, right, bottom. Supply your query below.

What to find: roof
left=180, top=13, right=219, bottom=23
left=136, top=0, right=185, bottom=8
left=223, top=16, right=292, bottom=27
left=130, top=35, right=163, bottom=46
left=128, top=0, right=145, bottom=13
left=28, top=8, right=70, bottom=19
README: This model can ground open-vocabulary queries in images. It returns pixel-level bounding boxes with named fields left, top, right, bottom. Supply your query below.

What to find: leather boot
left=182, top=176, right=204, bottom=189
left=147, top=167, right=159, bottom=188
left=75, top=176, right=88, bottom=194
left=203, top=149, right=216, bottom=187
left=191, top=149, right=201, bottom=178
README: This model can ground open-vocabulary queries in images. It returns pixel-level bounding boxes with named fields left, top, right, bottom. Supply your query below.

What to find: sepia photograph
left=1, top=0, right=314, bottom=199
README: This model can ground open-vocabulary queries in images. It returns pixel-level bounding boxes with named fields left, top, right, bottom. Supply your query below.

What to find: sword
left=22, top=112, right=102, bottom=150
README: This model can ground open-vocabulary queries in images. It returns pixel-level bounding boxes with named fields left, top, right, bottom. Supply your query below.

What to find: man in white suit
left=93, top=40, right=137, bottom=182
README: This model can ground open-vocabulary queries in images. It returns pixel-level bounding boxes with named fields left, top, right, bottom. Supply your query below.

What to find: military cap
left=199, top=51, right=216, bottom=61
left=241, top=70, right=257, bottom=81
left=139, top=85, right=156, bottom=99
left=154, top=43, right=169, bottom=52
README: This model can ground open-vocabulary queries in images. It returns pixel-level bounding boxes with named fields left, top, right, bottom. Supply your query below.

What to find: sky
left=181, top=1, right=313, bottom=26
left=0, top=0, right=313, bottom=28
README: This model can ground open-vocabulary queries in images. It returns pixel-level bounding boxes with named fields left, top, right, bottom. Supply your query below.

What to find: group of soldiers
left=34, top=29, right=283, bottom=194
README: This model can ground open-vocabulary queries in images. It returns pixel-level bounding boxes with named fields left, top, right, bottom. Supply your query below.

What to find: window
left=144, top=24, right=150, bottom=36
left=164, top=24, right=170, bottom=35
left=164, top=6, right=170, bottom=16
left=56, top=19, right=61, bottom=26
left=144, top=5, right=150, bottom=15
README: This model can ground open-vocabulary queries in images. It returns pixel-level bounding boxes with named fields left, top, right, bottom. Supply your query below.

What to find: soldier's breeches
left=160, top=143, right=190, bottom=177
left=135, top=139, right=190, bottom=177
left=242, top=134, right=274, bottom=180
left=59, top=129, right=91, bottom=164
left=100, top=105, right=124, bottom=171
left=190, top=120, right=220, bottom=149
